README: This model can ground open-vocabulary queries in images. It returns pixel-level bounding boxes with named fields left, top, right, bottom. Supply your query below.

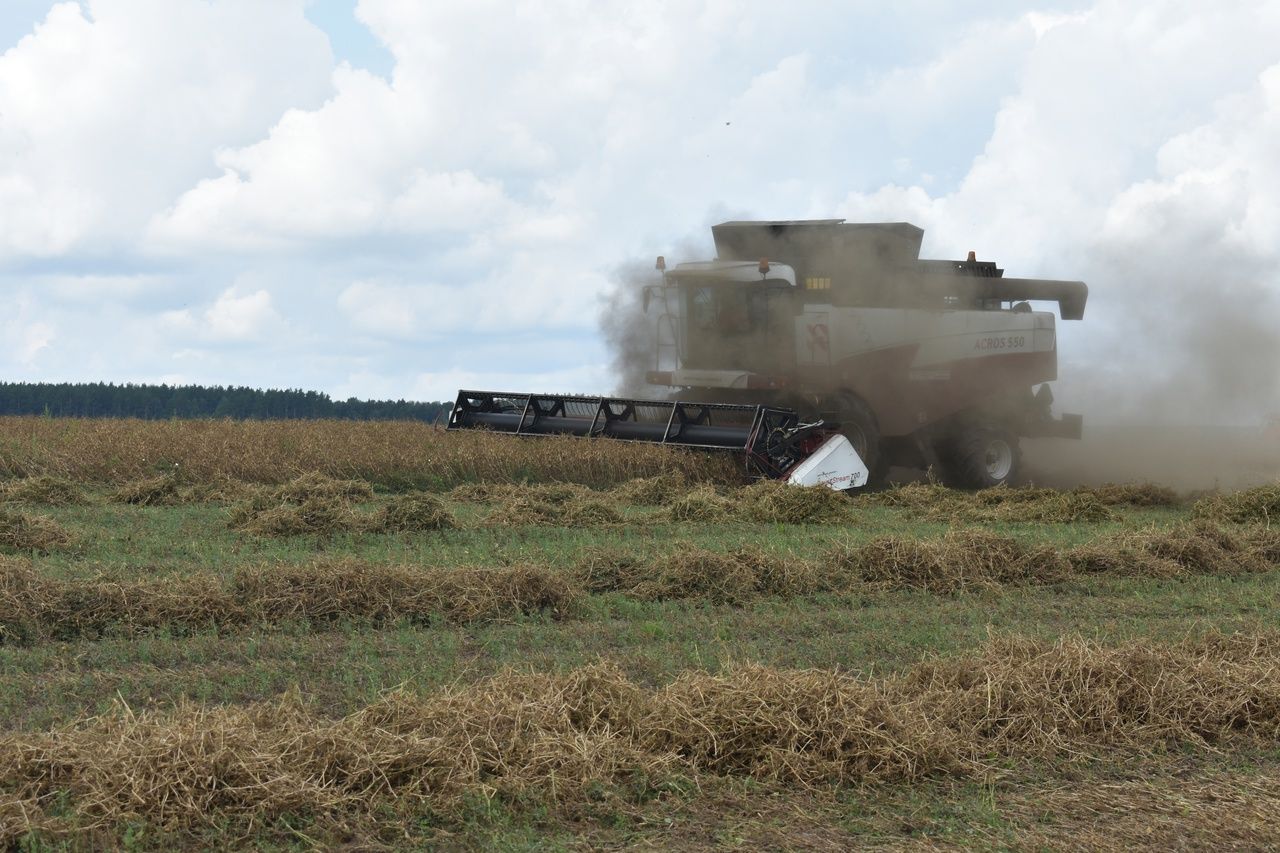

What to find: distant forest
left=0, top=382, right=452, bottom=422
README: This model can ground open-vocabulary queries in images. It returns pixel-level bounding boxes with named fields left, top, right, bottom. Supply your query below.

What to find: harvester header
left=448, top=390, right=869, bottom=489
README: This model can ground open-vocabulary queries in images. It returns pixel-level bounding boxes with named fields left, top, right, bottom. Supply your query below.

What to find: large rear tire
left=939, top=426, right=1022, bottom=489
left=832, top=393, right=889, bottom=488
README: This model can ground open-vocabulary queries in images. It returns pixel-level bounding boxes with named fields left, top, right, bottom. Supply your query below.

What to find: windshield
left=682, top=282, right=792, bottom=371
left=689, top=285, right=775, bottom=335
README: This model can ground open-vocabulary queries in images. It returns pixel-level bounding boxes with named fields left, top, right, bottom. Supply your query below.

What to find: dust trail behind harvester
left=1022, top=426, right=1280, bottom=491
left=1022, top=231, right=1280, bottom=490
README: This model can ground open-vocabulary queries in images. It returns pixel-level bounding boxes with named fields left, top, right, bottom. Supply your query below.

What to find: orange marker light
left=758, top=257, right=770, bottom=275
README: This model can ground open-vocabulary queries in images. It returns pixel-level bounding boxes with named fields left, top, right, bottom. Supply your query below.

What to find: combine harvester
left=450, top=219, right=1088, bottom=490
left=448, top=390, right=869, bottom=490
left=641, top=220, right=1088, bottom=487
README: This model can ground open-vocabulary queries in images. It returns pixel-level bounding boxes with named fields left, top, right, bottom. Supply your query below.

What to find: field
left=1, top=416, right=1279, bottom=850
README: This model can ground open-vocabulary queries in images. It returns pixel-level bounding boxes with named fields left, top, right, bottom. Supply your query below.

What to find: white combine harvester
left=449, top=219, right=1088, bottom=492
left=642, top=220, right=1088, bottom=488
left=447, top=391, right=869, bottom=490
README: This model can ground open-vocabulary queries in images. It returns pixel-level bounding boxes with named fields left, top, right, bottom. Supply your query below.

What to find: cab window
left=688, top=285, right=775, bottom=335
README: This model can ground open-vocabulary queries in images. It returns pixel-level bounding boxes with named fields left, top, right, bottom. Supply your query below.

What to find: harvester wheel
left=834, top=393, right=889, bottom=487
left=940, top=426, right=1022, bottom=489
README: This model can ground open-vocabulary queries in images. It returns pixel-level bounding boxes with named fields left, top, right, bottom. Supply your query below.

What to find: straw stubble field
left=0, top=416, right=1278, bottom=850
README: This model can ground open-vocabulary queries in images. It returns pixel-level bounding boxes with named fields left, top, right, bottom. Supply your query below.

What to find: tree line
left=0, top=382, right=452, bottom=422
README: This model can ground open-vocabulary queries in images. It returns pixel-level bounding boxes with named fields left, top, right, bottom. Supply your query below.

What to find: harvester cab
left=643, top=220, right=1088, bottom=488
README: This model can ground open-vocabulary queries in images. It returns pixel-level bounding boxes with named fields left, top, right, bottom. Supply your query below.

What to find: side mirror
left=642, top=287, right=652, bottom=313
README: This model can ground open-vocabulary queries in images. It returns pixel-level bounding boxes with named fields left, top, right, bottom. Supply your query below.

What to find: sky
left=1, top=0, right=1278, bottom=418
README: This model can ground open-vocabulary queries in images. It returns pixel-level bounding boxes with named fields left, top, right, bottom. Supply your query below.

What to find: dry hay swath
left=0, top=665, right=667, bottom=844
left=1074, top=482, right=1181, bottom=507
left=0, top=558, right=576, bottom=644
left=571, top=521, right=1276, bottom=606
left=610, top=471, right=689, bottom=506
left=1063, top=540, right=1185, bottom=578
left=173, top=475, right=254, bottom=503
left=368, top=492, right=456, bottom=533
left=449, top=481, right=593, bottom=505
left=484, top=494, right=622, bottom=527
left=230, top=496, right=363, bottom=537
left=267, top=471, right=374, bottom=503
left=457, top=476, right=849, bottom=521
left=231, top=562, right=575, bottom=625
left=862, top=482, right=953, bottom=509
left=482, top=495, right=561, bottom=527
left=827, top=530, right=1069, bottom=593
left=1192, top=483, right=1280, bottom=525
left=563, top=498, right=624, bottom=526
left=967, top=486, right=1113, bottom=523
left=0, top=511, right=73, bottom=554
left=0, top=476, right=87, bottom=506
left=110, top=471, right=253, bottom=506
left=228, top=473, right=377, bottom=536
left=901, top=631, right=1280, bottom=753
left=735, top=479, right=852, bottom=524
left=574, top=543, right=819, bottom=604
left=857, top=483, right=1114, bottom=523
left=663, top=485, right=734, bottom=522
left=1244, top=526, right=1280, bottom=564
left=110, top=472, right=184, bottom=506
left=645, top=662, right=964, bottom=785
left=1067, top=520, right=1275, bottom=578
left=3, top=631, right=1278, bottom=844
left=1130, top=521, right=1273, bottom=576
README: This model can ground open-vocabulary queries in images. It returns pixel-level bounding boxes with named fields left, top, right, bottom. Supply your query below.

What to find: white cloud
left=161, top=286, right=282, bottom=342
left=18, top=322, right=54, bottom=365
left=206, top=288, right=279, bottom=341
left=1, top=294, right=55, bottom=370
left=0, top=0, right=333, bottom=257
left=338, top=281, right=417, bottom=337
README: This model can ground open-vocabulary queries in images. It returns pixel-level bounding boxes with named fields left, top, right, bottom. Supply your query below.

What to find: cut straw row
left=3, top=521, right=1277, bottom=644
left=3, top=631, right=1278, bottom=843
left=0, top=561, right=574, bottom=644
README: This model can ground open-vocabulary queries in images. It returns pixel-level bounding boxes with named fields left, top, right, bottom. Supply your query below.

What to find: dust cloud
left=598, top=258, right=664, bottom=396
left=1058, top=239, right=1280, bottom=426
left=1023, top=426, right=1279, bottom=491
left=599, top=234, right=709, bottom=397
left=1023, top=229, right=1280, bottom=488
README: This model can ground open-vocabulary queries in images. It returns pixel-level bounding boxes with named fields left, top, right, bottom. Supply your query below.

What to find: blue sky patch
left=303, top=0, right=394, bottom=78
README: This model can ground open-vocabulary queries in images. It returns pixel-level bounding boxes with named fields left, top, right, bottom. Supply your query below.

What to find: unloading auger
left=447, top=390, right=869, bottom=490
